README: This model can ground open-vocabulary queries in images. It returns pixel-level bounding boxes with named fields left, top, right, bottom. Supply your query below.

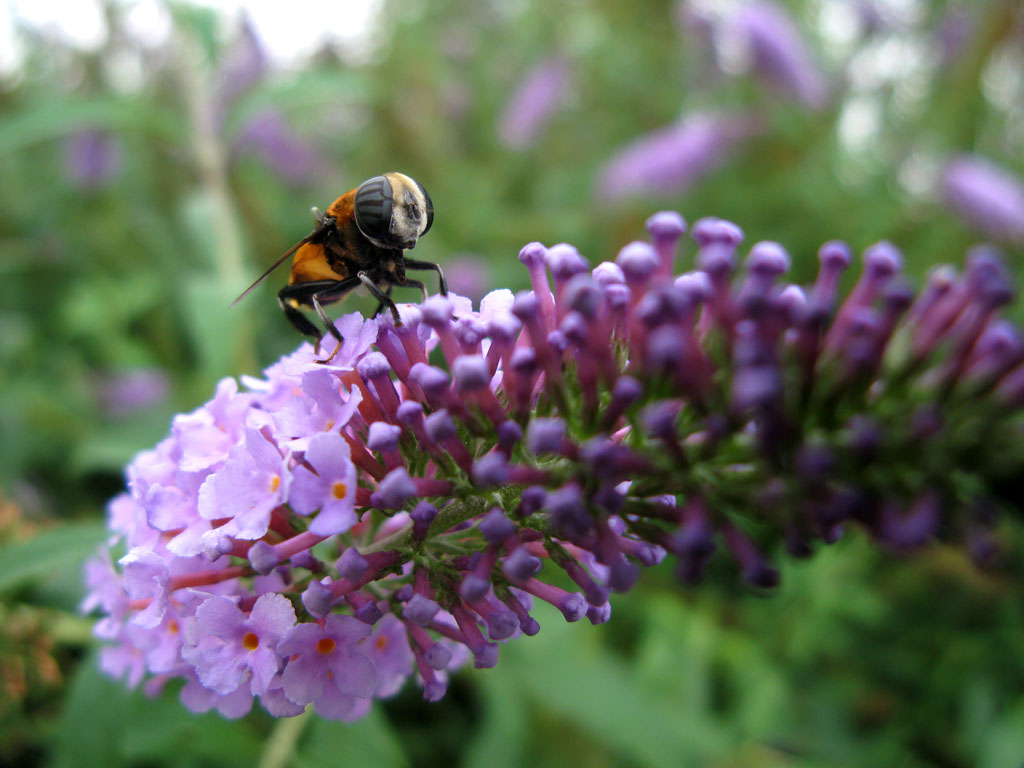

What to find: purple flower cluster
left=85, top=210, right=1024, bottom=720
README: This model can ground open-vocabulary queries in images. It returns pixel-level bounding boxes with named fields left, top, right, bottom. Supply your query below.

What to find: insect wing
left=231, top=235, right=311, bottom=307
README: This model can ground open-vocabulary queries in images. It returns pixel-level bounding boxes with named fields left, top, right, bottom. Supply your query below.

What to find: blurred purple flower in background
left=942, top=155, right=1024, bottom=244
left=96, top=369, right=170, bottom=418
left=497, top=56, right=571, bottom=150
left=597, top=112, right=759, bottom=201
left=233, top=109, right=322, bottom=186
left=64, top=130, right=122, bottom=191
left=217, top=14, right=268, bottom=107
left=731, top=1, right=828, bottom=109
left=442, top=255, right=490, bottom=302
left=935, top=7, right=975, bottom=66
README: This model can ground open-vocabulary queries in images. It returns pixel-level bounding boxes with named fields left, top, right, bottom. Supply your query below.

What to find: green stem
left=363, top=495, right=491, bottom=554
left=258, top=708, right=310, bottom=768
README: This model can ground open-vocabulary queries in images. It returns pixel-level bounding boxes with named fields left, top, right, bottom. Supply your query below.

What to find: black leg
left=403, top=258, right=448, bottom=296
left=278, top=277, right=361, bottom=344
left=401, top=278, right=429, bottom=302
left=372, top=285, right=394, bottom=318
left=357, top=271, right=402, bottom=324
left=278, top=294, right=325, bottom=345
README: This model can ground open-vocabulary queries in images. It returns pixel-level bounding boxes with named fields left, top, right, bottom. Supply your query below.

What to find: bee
left=233, top=172, right=446, bottom=351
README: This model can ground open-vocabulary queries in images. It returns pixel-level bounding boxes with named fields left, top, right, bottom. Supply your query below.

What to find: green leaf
left=0, top=522, right=108, bottom=594
left=294, top=706, right=409, bottom=768
left=502, top=602, right=727, bottom=767
left=460, top=664, right=529, bottom=768
left=50, top=651, right=262, bottom=768
left=0, top=97, right=184, bottom=155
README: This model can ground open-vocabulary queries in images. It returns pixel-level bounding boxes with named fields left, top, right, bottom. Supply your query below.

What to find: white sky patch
left=6, top=0, right=108, bottom=51
left=838, top=93, right=882, bottom=153
left=1, top=0, right=383, bottom=73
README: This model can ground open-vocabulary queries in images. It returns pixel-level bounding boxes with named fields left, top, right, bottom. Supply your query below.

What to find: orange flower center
left=374, top=634, right=389, bottom=651
left=268, top=474, right=281, bottom=494
left=167, top=620, right=180, bottom=635
left=242, top=632, right=260, bottom=651
left=331, top=481, right=348, bottom=500
left=316, top=637, right=336, bottom=655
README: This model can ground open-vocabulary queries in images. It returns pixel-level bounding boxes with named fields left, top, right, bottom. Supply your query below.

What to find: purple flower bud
left=697, top=243, right=736, bottom=278
left=503, top=547, right=543, bottom=582
left=352, top=599, right=383, bottom=625
left=616, top=241, right=660, bottom=284
left=423, top=643, right=453, bottom=671
left=459, top=574, right=490, bottom=603
left=746, top=241, right=790, bottom=279
left=247, top=541, right=279, bottom=575
left=510, top=347, right=538, bottom=374
left=603, top=282, right=631, bottom=310
left=642, top=400, right=680, bottom=438
left=563, top=275, right=603, bottom=318
left=610, top=375, right=643, bottom=408
left=424, top=409, right=457, bottom=442
left=547, top=330, right=569, bottom=354
left=301, top=579, right=333, bottom=618
left=731, top=365, right=782, bottom=410
left=367, top=421, right=402, bottom=452
left=453, top=355, right=490, bottom=391
left=472, top=453, right=509, bottom=487
left=527, top=418, right=568, bottom=454
left=371, top=468, right=418, bottom=509
left=692, top=217, right=744, bottom=248
left=497, top=421, right=522, bottom=455
left=519, top=486, right=547, bottom=517
left=338, top=548, right=369, bottom=581
left=592, top=261, right=625, bottom=286
left=411, top=501, right=438, bottom=540
left=512, top=291, right=540, bottom=320
left=558, top=592, right=588, bottom=622
left=488, top=312, right=523, bottom=342
left=479, top=508, right=516, bottom=544
left=409, top=363, right=451, bottom=396
left=819, top=240, right=852, bottom=270
left=546, top=483, right=592, bottom=541
left=646, top=210, right=687, bottom=242
left=863, top=241, right=902, bottom=282
left=356, top=351, right=392, bottom=379
left=518, top=242, right=547, bottom=268
left=561, top=311, right=589, bottom=344
left=396, top=400, right=424, bottom=424
left=404, top=593, right=440, bottom=626
left=587, top=602, right=612, bottom=625
left=647, top=326, right=686, bottom=372
left=420, top=295, right=453, bottom=327
left=290, top=549, right=322, bottom=573
left=546, top=243, right=589, bottom=280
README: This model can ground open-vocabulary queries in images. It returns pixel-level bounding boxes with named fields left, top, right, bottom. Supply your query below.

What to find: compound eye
left=415, top=180, right=434, bottom=236
left=354, top=175, right=394, bottom=245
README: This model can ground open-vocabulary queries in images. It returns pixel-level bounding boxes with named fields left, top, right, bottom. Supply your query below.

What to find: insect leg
left=372, top=285, right=394, bottom=318
left=278, top=278, right=361, bottom=345
left=400, top=278, right=429, bottom=302
left=403, top=258, right=448, bottom=296
left=357, top=271, right=402, bottom=325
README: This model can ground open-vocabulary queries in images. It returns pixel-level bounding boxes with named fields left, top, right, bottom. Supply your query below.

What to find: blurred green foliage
left=1, top=0, right=1023, bottom=765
